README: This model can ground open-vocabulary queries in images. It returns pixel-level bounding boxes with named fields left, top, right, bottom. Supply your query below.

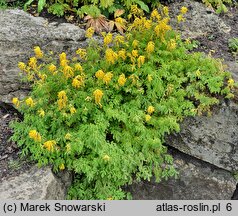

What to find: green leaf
left=23, top=0, right=34, bottom=11
left=135, top=0, right=150, bottom=13
left=38, top=0, right=46, bottom=13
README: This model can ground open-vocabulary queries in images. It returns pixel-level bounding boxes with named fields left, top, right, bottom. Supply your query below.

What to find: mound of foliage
left=11, top=7, right=236, bottom=199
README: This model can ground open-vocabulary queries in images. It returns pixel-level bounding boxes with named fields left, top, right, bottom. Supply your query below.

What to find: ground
left=0, top=1, right=238, bottom=181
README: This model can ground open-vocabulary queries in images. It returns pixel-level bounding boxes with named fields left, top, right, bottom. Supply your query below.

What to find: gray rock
left=166, top=101, right=238, bottom=172
left=169, top=0, right=231, bottom=39
left=0, top=165, right=72, bottom=199
left=225, top=61, right=238, bottom=82
left=127, top=150, right=236, bottom=200
left=0, top=9, right=86, bottom=103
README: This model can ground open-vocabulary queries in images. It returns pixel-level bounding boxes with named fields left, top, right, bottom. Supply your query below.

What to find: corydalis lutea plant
left=11, top=6, right=236, bottom=200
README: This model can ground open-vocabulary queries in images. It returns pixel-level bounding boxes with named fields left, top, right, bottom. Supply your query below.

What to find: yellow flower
left=115, top=17, right=126, bottom=25
left=107, top=197, right=113, bottom=200
left=132, top=40, right=139, bottom=48
left=151, top=9, right=159, bottom=19
left=43, top=140, right=56, bottom=151
left=118, top=49, right=127, bottom=60
left=154, top=19, right=171, bottom=38
left=76, top=48, right=87, bottom=60
left=28, top=57, right=37, bottom=69
left=59, top=52, right=67, bottom=61
left=58, top=91, right=67, bottom=110
left=66, top=143, right=71, bottom=152
left=74, top=63, right=83, bottom=72
left=177, top=14, right=185, bottom=23
left=85, top=27, right=94, bottom=38
left=144, top=19, right=152, bottom=29
left=180, top=6, right=188, bottom=14
left=38, top=73, right=47, bottom=81
left=195, top=70, right=201, bottom=77
left=145, top=114, right=151, bottom=122
left=72, top=75, right=84, bottom=89
left=146, top=41, right=155, bottom=54
left=95, top=70, right=105, bottom=80
left=103, top=72, right=113, bottom=85
left=70, top=106, right=77, bottom=114
left=132, top=50, right=139, bottom=58
left=105, top=48, right=118, bottom=64
left=93, top=89, right=103, bottom=105
left=137, top=55, right=145, bottom=68
left=48, top=64, right=57, bottom=73
left=25, top=97, right=34, bottom=107
left=29, top=130, right=41, bottom=142
left=34, top=46, right=43, bottom=59
left=18, top=62, right=26, bottom=71
left=118, top=73, right=127, bottom=86
left=12, top=97, right=20, bottom=107
left=63, top=65, right=74, bottom=78
left=65, top=133, right=71, bottom=140
left=167, top=39, right=176, bottom=50
left=38, top=109, right=45, bottom=117
left=147, top=106, right=155, bottom=114
left=114, top=35, right=125, bottom=46
left=163, top=6, right=169, bottom=16
left=147, top=74, right=153, bottom=82
left=104, top=33, right=113, bottom=46
left=59, top=163, right=65, bottom=170
left=228, top=78, right=234, bottom=88
left=103, top=154, right=110, bottom=161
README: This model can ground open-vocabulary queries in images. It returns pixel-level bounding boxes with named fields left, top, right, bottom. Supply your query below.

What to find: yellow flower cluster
left=28, top=57, right=37, bottom=70
left=104, top=33, right=113, bottom=46
left=72, top=75, right=84, bottom=89
left=103, top=154, right=110, bottom=161
left=63, top=65, right=74, bottom=79
left=70, top=106, right=77, bottom=114
left=167, top=39, right=176, bottom=50
left=180, top=6, right=188, bottom=14
left=38, top=109, right=45, bottom=117
left=95, top=70, right=105, bottom=80
left=74, top=63, right=83, bottom=72
left=103, top=72, right=113, bottom=85
left=118, top=49, right=127, bottom=60
left=76, top=48, right=87, bottom=60
left=65, top=133, right=71, bottom=140
left=85, top=27, right=95, bottom=38
left=93, top=89, right=103, bottom=105
left=163, top=6, right=169, bottom=16
left=228, top=78, right=234, bottom=88
left=58, top=90, right=67, bottom=110
left=12, top=97, right=20, bottom=107
left=59, top=163, right=65, bottom=170
left=145, top=114, right=151, bottom=122
left=132, top=40, right=139, bottom=48
left=48, top=64, right=57, bottom=73
left=154, top=18, right=171, bottom=39
left=59, top=52, right=68, bottom=67
left=43, top=140, right=56, bottom=151
left=118, top=74, right=127, bottom=86
left=147, top=106, right=155, bottom=114
left=131, top=49, right=138, bottom=58
left=34, top=46, right=43, bottom=59
left=29, top=130, right=41, bottom=142
left=25, top=97, right=34, bottom=107
left=18, top=62, right=26, bottom=71
left=146, top=41, right=155, bottom=54
left=114, top=35, right=125, bottom=46
left=105, top=48, right=118, bottom=64
left=137, top=55, right=145, bottom=68
left=150, top=9, right=161, bottom=21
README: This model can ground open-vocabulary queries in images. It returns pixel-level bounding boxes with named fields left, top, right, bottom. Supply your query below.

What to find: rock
left=127, top=150, right=236, bottom=199
left=169, top=0, right=231, bottom=39
left=166, top=101, right=238, bottom=172
left=225, top=61, right=238, bottom=82
left=0, top=165, right=72, bottom=199
left=0, top=9, right=86, bottom=103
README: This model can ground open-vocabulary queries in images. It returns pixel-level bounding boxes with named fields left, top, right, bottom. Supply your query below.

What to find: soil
left=194, top=6, right=238, bottom=62
left=0, top=103, right=33, bottom=181
left=0, top=0, right=238, bottom=181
